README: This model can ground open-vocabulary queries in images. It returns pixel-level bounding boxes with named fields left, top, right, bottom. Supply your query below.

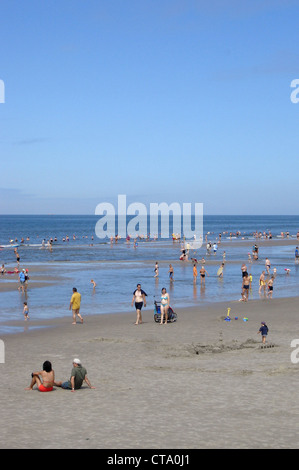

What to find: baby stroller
left=154, top=300, right=178, bottom=323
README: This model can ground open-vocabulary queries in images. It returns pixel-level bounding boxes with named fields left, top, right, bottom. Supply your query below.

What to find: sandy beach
left=1, top=294, right=299, bottom=449
left=2, top=0, right=299, bottom=452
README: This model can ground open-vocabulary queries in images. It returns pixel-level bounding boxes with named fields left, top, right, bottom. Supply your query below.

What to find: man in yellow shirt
left=69, top=287, right=83, bottom=325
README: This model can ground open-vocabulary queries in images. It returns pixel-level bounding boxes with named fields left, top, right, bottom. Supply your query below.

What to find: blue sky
left=1, top=0, right=299, bottom=215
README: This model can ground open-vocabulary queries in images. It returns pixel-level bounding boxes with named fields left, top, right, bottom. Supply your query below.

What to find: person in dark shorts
left=131, top=284, right=147, bottom=325
left=199, top=266, right=209, bottom=286
left=242, top=272, right=250, bottom=301
left=267, top=276, right=274, bottom=299
left=168, top=264, right=175, bottom=281
left=258, top=322, right=269, bottom=344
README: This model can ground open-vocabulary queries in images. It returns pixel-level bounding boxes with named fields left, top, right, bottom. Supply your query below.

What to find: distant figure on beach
left=267, top=276, right=274, bottom=299
left=90, top=279, right=96, bottom=290
left=199, top=266, right=209, bottom=286
left=265, top=258, right=271, bottom=274
left=14, top=248, right=20, bottom=267
left=295, top=247, right=299, bottom=264
left=168, top=264, right=175, bottom=282
left=54, top=358, right=95, bottom=392
left=193, top=263, right=198, bottom=283
left=69, top=287, right=83, bottom=325
left=259, top=271, right=266, bottom=296
left=131, top=284, right=147, bottom=325
left=1, top=264, right=6, bottom=274
left=258, top=322, right=269, bottom=344
left=154, top=262, right=159, bottom=278
left=25, top=361, right=55, bottom=392
left=213, top=243, right=218, bottom=254
left=217, top=262, right=225, bottom=278
left=180, top=249, right=188, bottom=261
left=242, top=273, right=250, bottom=301
left=23, top=302, right=29, bottom=321
left=18, top=269, right=26, bottom=293
left=241, top=263, right=248, bottom=278
left=160, top=287, right=169, bottom=324
left=24, top=269, right=29, bottom=289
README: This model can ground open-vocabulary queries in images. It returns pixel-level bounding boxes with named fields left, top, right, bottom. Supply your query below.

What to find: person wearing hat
left=54, top=358, right=95, bottom=392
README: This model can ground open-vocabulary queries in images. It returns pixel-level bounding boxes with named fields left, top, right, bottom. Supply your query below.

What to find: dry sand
left=1, top=295, right=299, bottom=449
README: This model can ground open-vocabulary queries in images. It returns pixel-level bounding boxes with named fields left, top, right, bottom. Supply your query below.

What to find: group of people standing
left=131, top=283, right=170, bottom=325
left=240, top=259, right=275, bottom=302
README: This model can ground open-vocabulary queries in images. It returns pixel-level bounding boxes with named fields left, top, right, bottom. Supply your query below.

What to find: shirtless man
left=241, top=263, right=248, bottom=278
left=267, top=276, right=274, bottom=299
left=265, top=258, right=271, bottom=274
left=168, top=264, right=175, bottom=281
left=25, top=361, right=55, bottom=392
left=199, top=266, right=209, bottom=286
left=242, top=273, right=250, bottom=301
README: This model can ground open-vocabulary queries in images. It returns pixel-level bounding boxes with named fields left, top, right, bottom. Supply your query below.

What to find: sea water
left=0, top=215, right=299, bottom=334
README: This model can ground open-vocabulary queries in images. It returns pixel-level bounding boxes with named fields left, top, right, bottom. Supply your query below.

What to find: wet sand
left=1, top=295, right=299, bottom=449
left=0, top=264, right=64, bottom=293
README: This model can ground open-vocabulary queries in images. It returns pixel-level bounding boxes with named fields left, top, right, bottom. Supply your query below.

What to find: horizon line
left=0, top=214, right=299, bottom=217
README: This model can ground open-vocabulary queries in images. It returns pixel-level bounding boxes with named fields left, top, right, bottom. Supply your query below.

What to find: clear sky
left=1, top=0, right=299, bottom=215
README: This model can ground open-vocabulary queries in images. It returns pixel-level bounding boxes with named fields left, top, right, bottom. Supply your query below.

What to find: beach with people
left=1, top=216, right=299, bottom=448
left=2, top=0, right=299, bottom=452
left=1, top=294, right=299, bottom=449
